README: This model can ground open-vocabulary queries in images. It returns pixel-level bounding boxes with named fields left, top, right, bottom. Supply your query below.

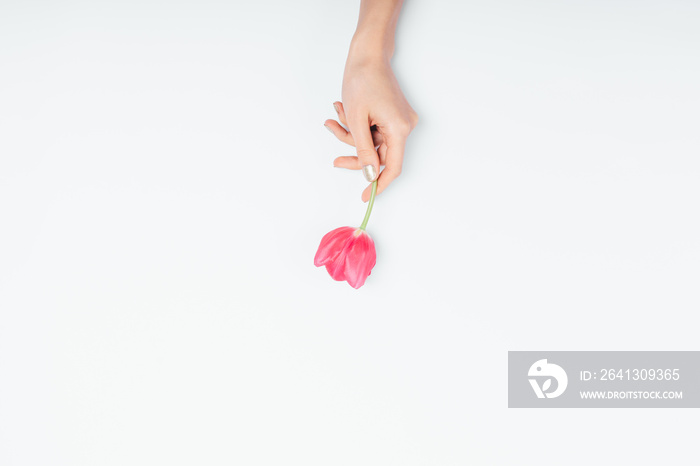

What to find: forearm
left=349, top=0, right=405, bottom=62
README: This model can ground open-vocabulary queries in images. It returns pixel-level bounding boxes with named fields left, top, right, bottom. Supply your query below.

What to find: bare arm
left=324, top=0, right=418, bottom=202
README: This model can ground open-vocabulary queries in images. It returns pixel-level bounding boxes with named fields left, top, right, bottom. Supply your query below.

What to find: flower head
left=314, top=179, right=379, bottom=289
left=314, top=227, right=376, bottom=289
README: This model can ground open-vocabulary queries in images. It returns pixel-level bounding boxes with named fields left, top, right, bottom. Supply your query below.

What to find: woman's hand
left=324, top=2, right=417, bottom=203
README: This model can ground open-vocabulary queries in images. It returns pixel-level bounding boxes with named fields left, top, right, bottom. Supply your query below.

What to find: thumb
left=348, top=117, right=380, bottom=182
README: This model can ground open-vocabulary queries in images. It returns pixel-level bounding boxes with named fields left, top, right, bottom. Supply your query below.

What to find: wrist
left=349, top=27, right=395, bottom=64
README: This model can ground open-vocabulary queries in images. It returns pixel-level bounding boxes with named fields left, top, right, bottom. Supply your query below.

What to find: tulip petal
left=342, top=230, right=376, bottom=289
left=325, top=230, right=360, bottom=282
left=325, top=259, right=346, bottom=281
left=314, top=226, right=355, bottom=267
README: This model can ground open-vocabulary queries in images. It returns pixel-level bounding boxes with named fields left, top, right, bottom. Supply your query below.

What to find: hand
left=325, top=52, right=418, bottom=203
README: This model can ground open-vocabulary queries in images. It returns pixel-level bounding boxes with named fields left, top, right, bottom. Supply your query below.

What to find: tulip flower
left=314, top=180, right=378, bottom=289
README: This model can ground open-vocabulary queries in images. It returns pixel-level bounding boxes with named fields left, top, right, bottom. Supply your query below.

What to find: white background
left=1, top=0, right=699, bottom=464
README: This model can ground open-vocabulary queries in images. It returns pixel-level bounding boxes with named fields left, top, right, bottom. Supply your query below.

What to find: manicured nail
left=333, top=103, right=340, bottom=114
left=324, top=124, right=333, bottom=134
left=362, top=164, right=377, bottom=182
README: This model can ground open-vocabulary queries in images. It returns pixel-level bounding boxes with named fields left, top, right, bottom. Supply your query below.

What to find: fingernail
left=324, top=124, right=333, bottom=134
left=362, top=164, right=377, bottom=182
left=333, top=103, right=340, bottom=114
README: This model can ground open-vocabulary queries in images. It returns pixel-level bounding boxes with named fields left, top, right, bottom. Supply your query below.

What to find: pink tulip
left=314, top=180, right=378, bottom=289
left=314, top=226, right=377, bottom=289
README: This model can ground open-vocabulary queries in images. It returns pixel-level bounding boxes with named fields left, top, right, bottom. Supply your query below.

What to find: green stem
left=359, top=180, right=378, bottom=231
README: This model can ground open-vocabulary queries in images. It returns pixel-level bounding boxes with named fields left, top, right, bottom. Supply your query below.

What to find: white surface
left=1, top=1, right=699, bottom=464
